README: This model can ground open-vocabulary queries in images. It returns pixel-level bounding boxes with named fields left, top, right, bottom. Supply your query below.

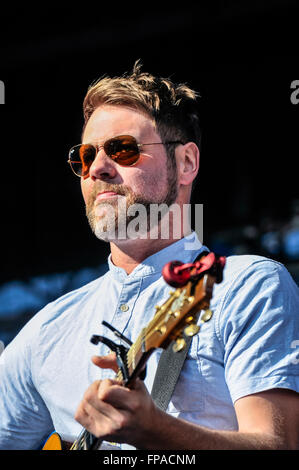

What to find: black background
left=0, top=1, right=298, bottom=284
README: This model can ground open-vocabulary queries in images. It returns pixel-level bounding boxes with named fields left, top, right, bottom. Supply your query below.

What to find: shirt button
left=120, top=304, right=129, bottom=312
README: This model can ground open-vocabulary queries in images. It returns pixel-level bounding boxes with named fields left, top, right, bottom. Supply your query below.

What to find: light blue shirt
left=0, top=233, right=298, bottom=449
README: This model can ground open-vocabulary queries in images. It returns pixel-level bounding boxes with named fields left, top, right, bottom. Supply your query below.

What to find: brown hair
left=82, top=60, right=201, bottom=159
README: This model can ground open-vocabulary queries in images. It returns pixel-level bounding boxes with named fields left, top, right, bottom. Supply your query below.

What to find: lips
left=95, top=191, right=120, bottom=203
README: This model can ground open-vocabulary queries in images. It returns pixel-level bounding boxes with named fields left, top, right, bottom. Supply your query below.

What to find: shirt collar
left=107, top=232, right=208, bottom=282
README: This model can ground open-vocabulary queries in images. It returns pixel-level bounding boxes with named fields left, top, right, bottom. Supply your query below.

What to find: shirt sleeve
left=218, top=259, right=299, bottom=404
left=0, top=319, right=54, bottom=449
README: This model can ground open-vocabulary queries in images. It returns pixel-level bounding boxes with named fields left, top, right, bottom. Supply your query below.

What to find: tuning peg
left=201, top=309, right=213, bottom=322
left=185, top=315, right=194, bottom=324
left=155, top=325, right=167, bottom=335
left=184, top=324, right=200, bottom=337
left=172, top=337, right=187, bottom=352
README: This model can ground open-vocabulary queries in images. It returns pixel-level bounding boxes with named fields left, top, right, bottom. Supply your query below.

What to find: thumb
left=91, top=352, right=118, bottom=373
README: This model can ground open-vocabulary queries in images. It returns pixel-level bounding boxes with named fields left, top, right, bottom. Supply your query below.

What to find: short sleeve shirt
left=0, top=233, right=298, bottom=449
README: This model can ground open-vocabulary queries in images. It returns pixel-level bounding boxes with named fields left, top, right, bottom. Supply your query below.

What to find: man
left=0, top=62, right=299, bottom=450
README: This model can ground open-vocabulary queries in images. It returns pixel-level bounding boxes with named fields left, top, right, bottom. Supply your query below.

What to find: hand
left=74, top=354, right=161, bottom=448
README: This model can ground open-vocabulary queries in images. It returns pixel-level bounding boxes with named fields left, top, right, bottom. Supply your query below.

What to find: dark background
left=0, top=1, right=298, bottom=343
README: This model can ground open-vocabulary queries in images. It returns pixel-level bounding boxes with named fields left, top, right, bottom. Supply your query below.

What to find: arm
left=75, top=356, right=299, bottom=450
left=0, top=321, right=54, bottom=449
left=151, top=387, right=299, bottom=450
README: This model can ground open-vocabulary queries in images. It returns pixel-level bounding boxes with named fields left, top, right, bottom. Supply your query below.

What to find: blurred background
left=0, top=1, right=298, bottom=348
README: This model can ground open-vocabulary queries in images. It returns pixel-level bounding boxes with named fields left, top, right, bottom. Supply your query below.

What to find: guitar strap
left=151, top=250, right=209, bottom=411
left=150, top=335, right=192, bottom=411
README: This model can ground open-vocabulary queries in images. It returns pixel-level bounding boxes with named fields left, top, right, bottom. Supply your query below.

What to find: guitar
left=42, top=252, right=225, bottom=450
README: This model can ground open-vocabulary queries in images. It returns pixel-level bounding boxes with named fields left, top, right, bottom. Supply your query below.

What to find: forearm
left=140, top=409, right=285, bottom=450
left=75, top=375, right=296, bottom=450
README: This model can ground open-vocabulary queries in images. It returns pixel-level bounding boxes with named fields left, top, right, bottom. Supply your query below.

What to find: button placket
left=113, top=279, right=142, bottom=342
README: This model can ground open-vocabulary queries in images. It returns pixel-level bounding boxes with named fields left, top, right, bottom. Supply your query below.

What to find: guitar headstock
left=144, top=271, right=214, bottom=353
left=137, top=252, right=225, bottom=354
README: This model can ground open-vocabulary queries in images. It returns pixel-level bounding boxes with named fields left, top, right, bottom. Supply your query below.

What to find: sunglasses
left=68, top=135, right=183, bottom=178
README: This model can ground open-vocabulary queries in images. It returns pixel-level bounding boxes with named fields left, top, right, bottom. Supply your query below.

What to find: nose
left=88, top=148, right=118, bottom=181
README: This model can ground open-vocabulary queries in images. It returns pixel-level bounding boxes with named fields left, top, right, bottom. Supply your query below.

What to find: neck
left=109, top=237, right=178, bottom=274
left=110, top=210, right=192, bottom=274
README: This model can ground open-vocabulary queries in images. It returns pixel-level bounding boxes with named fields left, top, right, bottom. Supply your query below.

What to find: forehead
left=82, top=105, right=157, bottom=143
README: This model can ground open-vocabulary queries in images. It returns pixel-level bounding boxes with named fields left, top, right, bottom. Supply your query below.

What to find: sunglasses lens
left=105, top=135, right=140, bottom=166
left=68, top=136, right=140, bottom=177
left=69, top=144, right=96, bottom=177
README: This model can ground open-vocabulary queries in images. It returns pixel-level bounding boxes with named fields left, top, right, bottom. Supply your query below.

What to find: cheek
left=80, top=179, right=93, bottom=205
left=128, top=165, right=168, bottom=197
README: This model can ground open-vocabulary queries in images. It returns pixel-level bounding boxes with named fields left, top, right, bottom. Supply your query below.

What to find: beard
left=85, top=161, right=178, bottom=242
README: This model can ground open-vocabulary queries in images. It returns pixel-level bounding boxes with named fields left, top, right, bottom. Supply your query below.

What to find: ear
left=177, top=142, right=200, bottom=186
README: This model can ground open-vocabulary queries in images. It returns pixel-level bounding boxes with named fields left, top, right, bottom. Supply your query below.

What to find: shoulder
left=213, top=255, right=299, bottom=400
left=219, top=254, right=298, bottom=299
left=223, top=254, right=286, bottom=280
left=212, top=254, right=298, bottom=337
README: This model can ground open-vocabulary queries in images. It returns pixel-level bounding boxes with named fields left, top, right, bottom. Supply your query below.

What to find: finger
left=75, top=398, right=118, bottom=438
left=80, top=379, right=129, bottom=414
left=76, top=381, right=118, bottom=421
left=97, top=378, right=147, bottom=412
left=92, top=353, right=118, bottom=373
left=74, top=400, right=95, bottom=430
left=84, top=379, right=121, bottom=411
left=78, top=381, right=131, bottom=437
left=83, top=399, right=131, bottom=441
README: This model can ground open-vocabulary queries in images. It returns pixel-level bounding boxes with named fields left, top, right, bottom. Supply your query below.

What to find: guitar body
left=42, top=431, right=63, bottom=450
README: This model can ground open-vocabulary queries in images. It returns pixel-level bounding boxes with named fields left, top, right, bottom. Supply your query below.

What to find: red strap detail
left=173, top=252, right=216, bottom=276
left=162, top=253, right=226, bottom=287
